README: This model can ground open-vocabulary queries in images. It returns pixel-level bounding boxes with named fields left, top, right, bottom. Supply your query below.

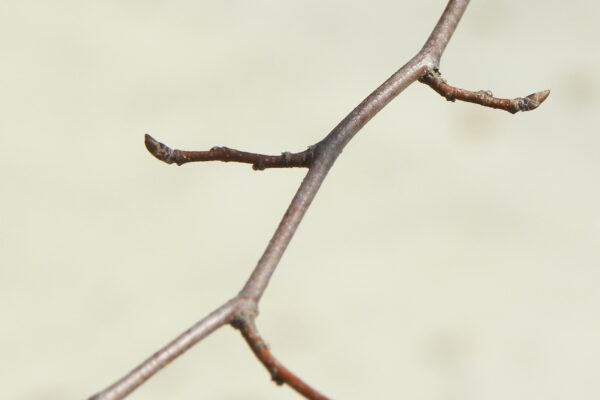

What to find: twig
left=232, top=311, right=331, bottom=400
left=419, top=69, right=550, bottom=113
left=89, top=1, right=549, bottom=399
left=145, top=134, right=314, bottom=170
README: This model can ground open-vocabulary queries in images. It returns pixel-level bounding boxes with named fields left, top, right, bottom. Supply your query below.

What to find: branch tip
left=145, top=134, right=176, bottom=164
left=519, top=89, right=551, bottom=111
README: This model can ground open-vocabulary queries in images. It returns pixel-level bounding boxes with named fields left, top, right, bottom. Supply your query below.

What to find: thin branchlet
left=232, top=315, right=331, bottom=399
left=419, top=69, right=550, bottom=113
left=145, top=134, right=314, bottom=170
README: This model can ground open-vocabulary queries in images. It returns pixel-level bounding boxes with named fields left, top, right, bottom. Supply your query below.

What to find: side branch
left=145, top=134, right=314, bottom=170
left=231, top=314, right=330, bottom=400
left=419, top=69, right=550, bottom=113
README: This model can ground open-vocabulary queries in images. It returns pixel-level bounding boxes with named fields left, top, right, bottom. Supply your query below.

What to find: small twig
left=419, top=69, right=550, bottom=113
left=231, top=311, right=330, bottom=400
left=145, top=134, right=314, bottom=170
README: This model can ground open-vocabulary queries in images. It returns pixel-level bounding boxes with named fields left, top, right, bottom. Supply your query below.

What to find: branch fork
left=91, top=1, right=549, bottom=399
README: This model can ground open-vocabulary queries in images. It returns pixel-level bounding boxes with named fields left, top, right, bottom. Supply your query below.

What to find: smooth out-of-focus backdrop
left=1, top=1, right=598, bottom=399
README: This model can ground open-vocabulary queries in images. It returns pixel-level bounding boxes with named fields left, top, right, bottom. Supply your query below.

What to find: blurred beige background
left=1, top=1, right=599, bottom=399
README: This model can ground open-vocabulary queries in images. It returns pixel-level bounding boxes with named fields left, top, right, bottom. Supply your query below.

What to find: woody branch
left=89, top=1, right=548, bottom=399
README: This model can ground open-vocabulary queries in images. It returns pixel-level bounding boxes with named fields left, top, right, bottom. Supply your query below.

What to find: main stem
left=240, top=0, right=469, bottom=302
